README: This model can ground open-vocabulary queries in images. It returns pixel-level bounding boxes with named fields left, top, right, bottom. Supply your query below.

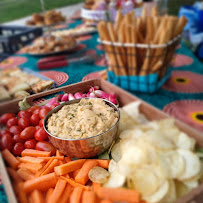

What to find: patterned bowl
left=44, top=98, right=120, bottom=158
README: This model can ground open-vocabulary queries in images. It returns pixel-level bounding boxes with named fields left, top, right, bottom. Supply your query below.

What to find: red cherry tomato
left=35, top=141, right=56, bottom=156
left=34, top=127, right=48, bottom=141
left=27, top=106, right=41, bottom=113
left=35, top=125, right=40, bottom=131
left=0, top=134, right=14, bottom=151
left=39, top=107, right=51, bottom=119
left=6, top=117, right=18, bottom=128
left=30, top=114, right=40, bottom=126
left=12, top=143, right=24, bottom=156
left=0, top=113, right=16, bottom=124
left=13, top=134, right=24, bottom=144
left=9, top=126, right=23, bottom=135
left=24, top=139, right=37, bottom=149
left=20, top=126, right=36, bottom=140
left=0, top=129, right=12, bottom=138
left=18, top=110, right=32, bottom=119
left=33, top=108, right=40, bottom=115
left=18, top=117, right=30, bottom=129
left=39, top=119, right=44, bottom=127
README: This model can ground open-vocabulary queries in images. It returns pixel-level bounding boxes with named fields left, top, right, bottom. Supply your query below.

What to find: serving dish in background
left=0, top=78, right=203, bottom=203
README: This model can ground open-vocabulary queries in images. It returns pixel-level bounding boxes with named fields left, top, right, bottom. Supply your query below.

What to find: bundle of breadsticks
left=97, top=6, right=187, bottom=77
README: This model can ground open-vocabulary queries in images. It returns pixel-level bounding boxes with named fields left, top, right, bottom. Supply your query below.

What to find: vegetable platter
left=0, top=78, right=203, bottom=203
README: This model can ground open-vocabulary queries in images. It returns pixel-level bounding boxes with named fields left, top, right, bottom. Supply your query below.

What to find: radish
left=89, top=92, right=97, bottom=98
left=82, top=94, right=87, bottom=98
left=109, top=98, right=117, bottom=105
left=46, top=97, right=58, bottom=107
left=109, top=92, right=117, bottom=100
left=89, top=86, right=99, bottom=93
left=57, top=94, right=63, bottom=101
left=74, top=92, right=83, bottom=99
left=68, top=93, right=75, bottom=101
left=86, top=92, right=90, bottom=97
left=94, top=90, right=109, bottom=99
left=61, top=93, right=69, bottom=102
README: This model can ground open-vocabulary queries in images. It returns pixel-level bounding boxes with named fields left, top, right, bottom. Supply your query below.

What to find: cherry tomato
left=20, top=126, right=36, bottom=140
left=18, top=110, right=32, bottom=119
left=30, top=114, right=40, bottom=126
left=13, top=134, right=24, bottom=144
left=34, top=127, right=48, bottom=141
left=39, top=107, right=51, bottom=119
left=0, top=129, right=12, bottom=138
left=0, top=113, right=16, bottom=124
left=6, top=117, right=18, bottom=128
left=33, top=108, right=41, bottom=115
left=9, top=126, right=22, bottom=135
left=0, top=134, right=14, bottom=151
left=27, top=106, right=41, bottom=113
left=18, top=117, right=30, bottom=129
left=12, top=143, right=24, bottom=156
left=35, top=125, right=40, bottom=131
left=39, top=119, right=44, bottom=127
left=35, top=141, right=56, bottom=156
left=24, top=139, right=37, bottom=149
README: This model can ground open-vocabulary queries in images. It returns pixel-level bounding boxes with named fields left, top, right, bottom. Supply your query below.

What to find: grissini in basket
left=115, top=10, right=123, bottom=33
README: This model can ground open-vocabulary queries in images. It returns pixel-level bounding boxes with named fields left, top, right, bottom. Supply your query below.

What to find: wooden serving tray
left=0, top=78, right=203, bottom=203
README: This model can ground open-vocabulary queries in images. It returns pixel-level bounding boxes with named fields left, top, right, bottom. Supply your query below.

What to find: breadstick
left=150, top=60, right=163, bottom=73
left=146, top=16, right=154, bottom=43
left=151, top=6, right=158, bottom=17
left=139, top=49, right=151, bottom=76
left=97, top=21, right=118, bottom=75
left=131, top=24, right=137, bottom=75
left=107, top=22, right=127, bottom=75
left=174, top=15, right=188, bottom=37
left=115, top=10, right=123, bottom=33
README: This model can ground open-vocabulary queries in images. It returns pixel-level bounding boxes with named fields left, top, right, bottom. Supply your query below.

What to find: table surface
left=0, top=16, right=203, bottom=203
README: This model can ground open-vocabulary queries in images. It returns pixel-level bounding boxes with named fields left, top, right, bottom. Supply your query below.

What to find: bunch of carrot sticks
left=2, top=148, right=144, bottom=203
left=97, top=6, right=187, bottom=77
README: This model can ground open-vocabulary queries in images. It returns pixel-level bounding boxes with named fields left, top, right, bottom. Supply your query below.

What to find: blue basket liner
left=108, top=69, right=171, bottom=93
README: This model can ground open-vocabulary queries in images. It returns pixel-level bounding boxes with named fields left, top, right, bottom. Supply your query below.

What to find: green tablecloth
left=0, top=18, right=203, bottom=202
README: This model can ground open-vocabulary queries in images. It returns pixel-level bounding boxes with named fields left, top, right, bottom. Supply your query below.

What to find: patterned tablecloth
left=0, top=15, right=203, bottom=203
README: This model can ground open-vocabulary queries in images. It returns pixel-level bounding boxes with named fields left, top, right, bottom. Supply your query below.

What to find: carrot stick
left=56, top=150, right=64, bottom=156
left=63, top=173, right=70, bottom=179
left=19, top=156, right=45, bottom=164
left=96, top=160, right=110, bottom=169
left=41, top=159, right=59, bottom=176
left=19, top=163, right=43, bottom=174
left=54, top=159, right=86, bottom=176
left=100, top=200, right=113, bottom=203
left=17, top=167, right=35, bottom=181
left=2, top=149, right=20, bottom=169
left=59, top=184, right=73, bottom=203
left=39, top=156, right=64, bottom=161
left=7, top=167, right=22, bottom=183
left=35, top=158, right=54, bottom=177
left=75, top=160, right=98, bottom=185
left=73, top=169, right=80, bottom=179
left=65, top=157, right=72, bottom=163
left=92, top=182, right=101, bottom=192
left=23, top=172, right=57, bottom=193
left=59, top=160, right=66, bottom=165
left=17, top=182, right=29, bottom=203
left=70, top=187, right=83, bottom=203
left=96, top=187, right=140, bottom=202
left=82, top=191, right=96, bottom=203
left=60, top=176, right=90, bottom=191
left=30, top=189, right=44, bottom=203
left=45, top=188, right=54, bottom=203
left=21, top=149, right=51, bottom=157
left=49, top=179, right=67, bottom=203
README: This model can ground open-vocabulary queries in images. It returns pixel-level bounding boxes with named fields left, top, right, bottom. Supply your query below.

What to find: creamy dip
left=47, top=98, right=119, bottom=139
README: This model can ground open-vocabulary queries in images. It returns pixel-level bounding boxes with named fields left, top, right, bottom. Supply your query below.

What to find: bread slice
left=0, top=67, right=22, bottom=77
left=0, top=86, right=11, bottom=101
left=14, top=90, right=30, bottom=99
left=31, top=80, right=54, bottom=93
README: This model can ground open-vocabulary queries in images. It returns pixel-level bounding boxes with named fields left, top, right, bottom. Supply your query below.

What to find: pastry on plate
left=14, top=90, right=30, bottom=99
left=0, top=86, right=11, bottom=102
left=31, top=80, right=54, bottom=93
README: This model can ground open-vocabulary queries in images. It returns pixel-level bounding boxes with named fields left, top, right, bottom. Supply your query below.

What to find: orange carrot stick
left=40, top=156, right=64, bottom=161
left=92, top=182, right=101, bottom=192
left=65, top=157, right=72, bottom=163
left=75, top=160, right=98, bottom=185
left=96, top=159, right=110, bottom=169
left=19, top=163, right=43, bottom=174
left=17, top=167, right=35, bottom=181
left=30, top=189, right=44, bottom=203
left=19, top=156, right=45, bottom=164
left=23, top=172, right=57, bottom=193
left=59, top=184, right=73, bottom=203
left=73, top=169, right=80, bottom=179
left=45, top=188, right=54, bottom=203
left=60, top=176, right=90, bottom=191
left=70, top=187, right=83, bottom=203
left=35, top=158, right=54, bottom=177
left=22, top=149, right=51, bottom=157
left=54, top=159, right=86, bottom=176
left=97, top=187, right=141, bottom=202
left=56, top=150, right=64, bottom=156
left=41, top=159, right=59, bottom=176
left=100, top=200, right=113, bottom=203
left=82, top=191, right=96, bottom=203
left=63, top=174, right=70, bottom=179
left=7, top=167, right=22, bottom=183
left=2, top=149, right=20, bottom=169
left=17, top=182, right=29, bottom=203
left=49, top=179, right=67, bottom=203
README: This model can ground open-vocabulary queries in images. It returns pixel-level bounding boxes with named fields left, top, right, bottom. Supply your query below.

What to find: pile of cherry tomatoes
left=0, top=106, right=56, bottom=156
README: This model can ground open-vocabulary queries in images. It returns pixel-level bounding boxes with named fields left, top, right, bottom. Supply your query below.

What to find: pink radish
left=68, top=93, right=75, bottom=101
left=82, top=94, right=87, bottom=98
left=89, top=92, right=97, bottom=98
left=61, top=93, right=69, bottom=102
left=74, top=92, right=83, bottom=99
left=46, top=97, right=58, bottom=107
left=109, top=92, right=117, bottom=100
left=109, top=98, right=117, bottom=105
left=89, top=86, right=99, bottom=93
left=94, top=90, right=109, bottom=99
left=57, top=94, right=63, bottom=101
left=86, top=92, right=90, bottom=97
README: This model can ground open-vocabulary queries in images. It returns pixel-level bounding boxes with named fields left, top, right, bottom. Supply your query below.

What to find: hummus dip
left=47, top=98, right=119, bottom=139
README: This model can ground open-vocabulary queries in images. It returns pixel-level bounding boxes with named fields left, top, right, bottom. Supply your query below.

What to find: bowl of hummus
left=44, top=98, right=120, bottom=158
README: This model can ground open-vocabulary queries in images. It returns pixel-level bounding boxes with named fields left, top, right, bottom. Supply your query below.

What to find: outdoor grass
left=0, top=0, right=198, bottom=23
